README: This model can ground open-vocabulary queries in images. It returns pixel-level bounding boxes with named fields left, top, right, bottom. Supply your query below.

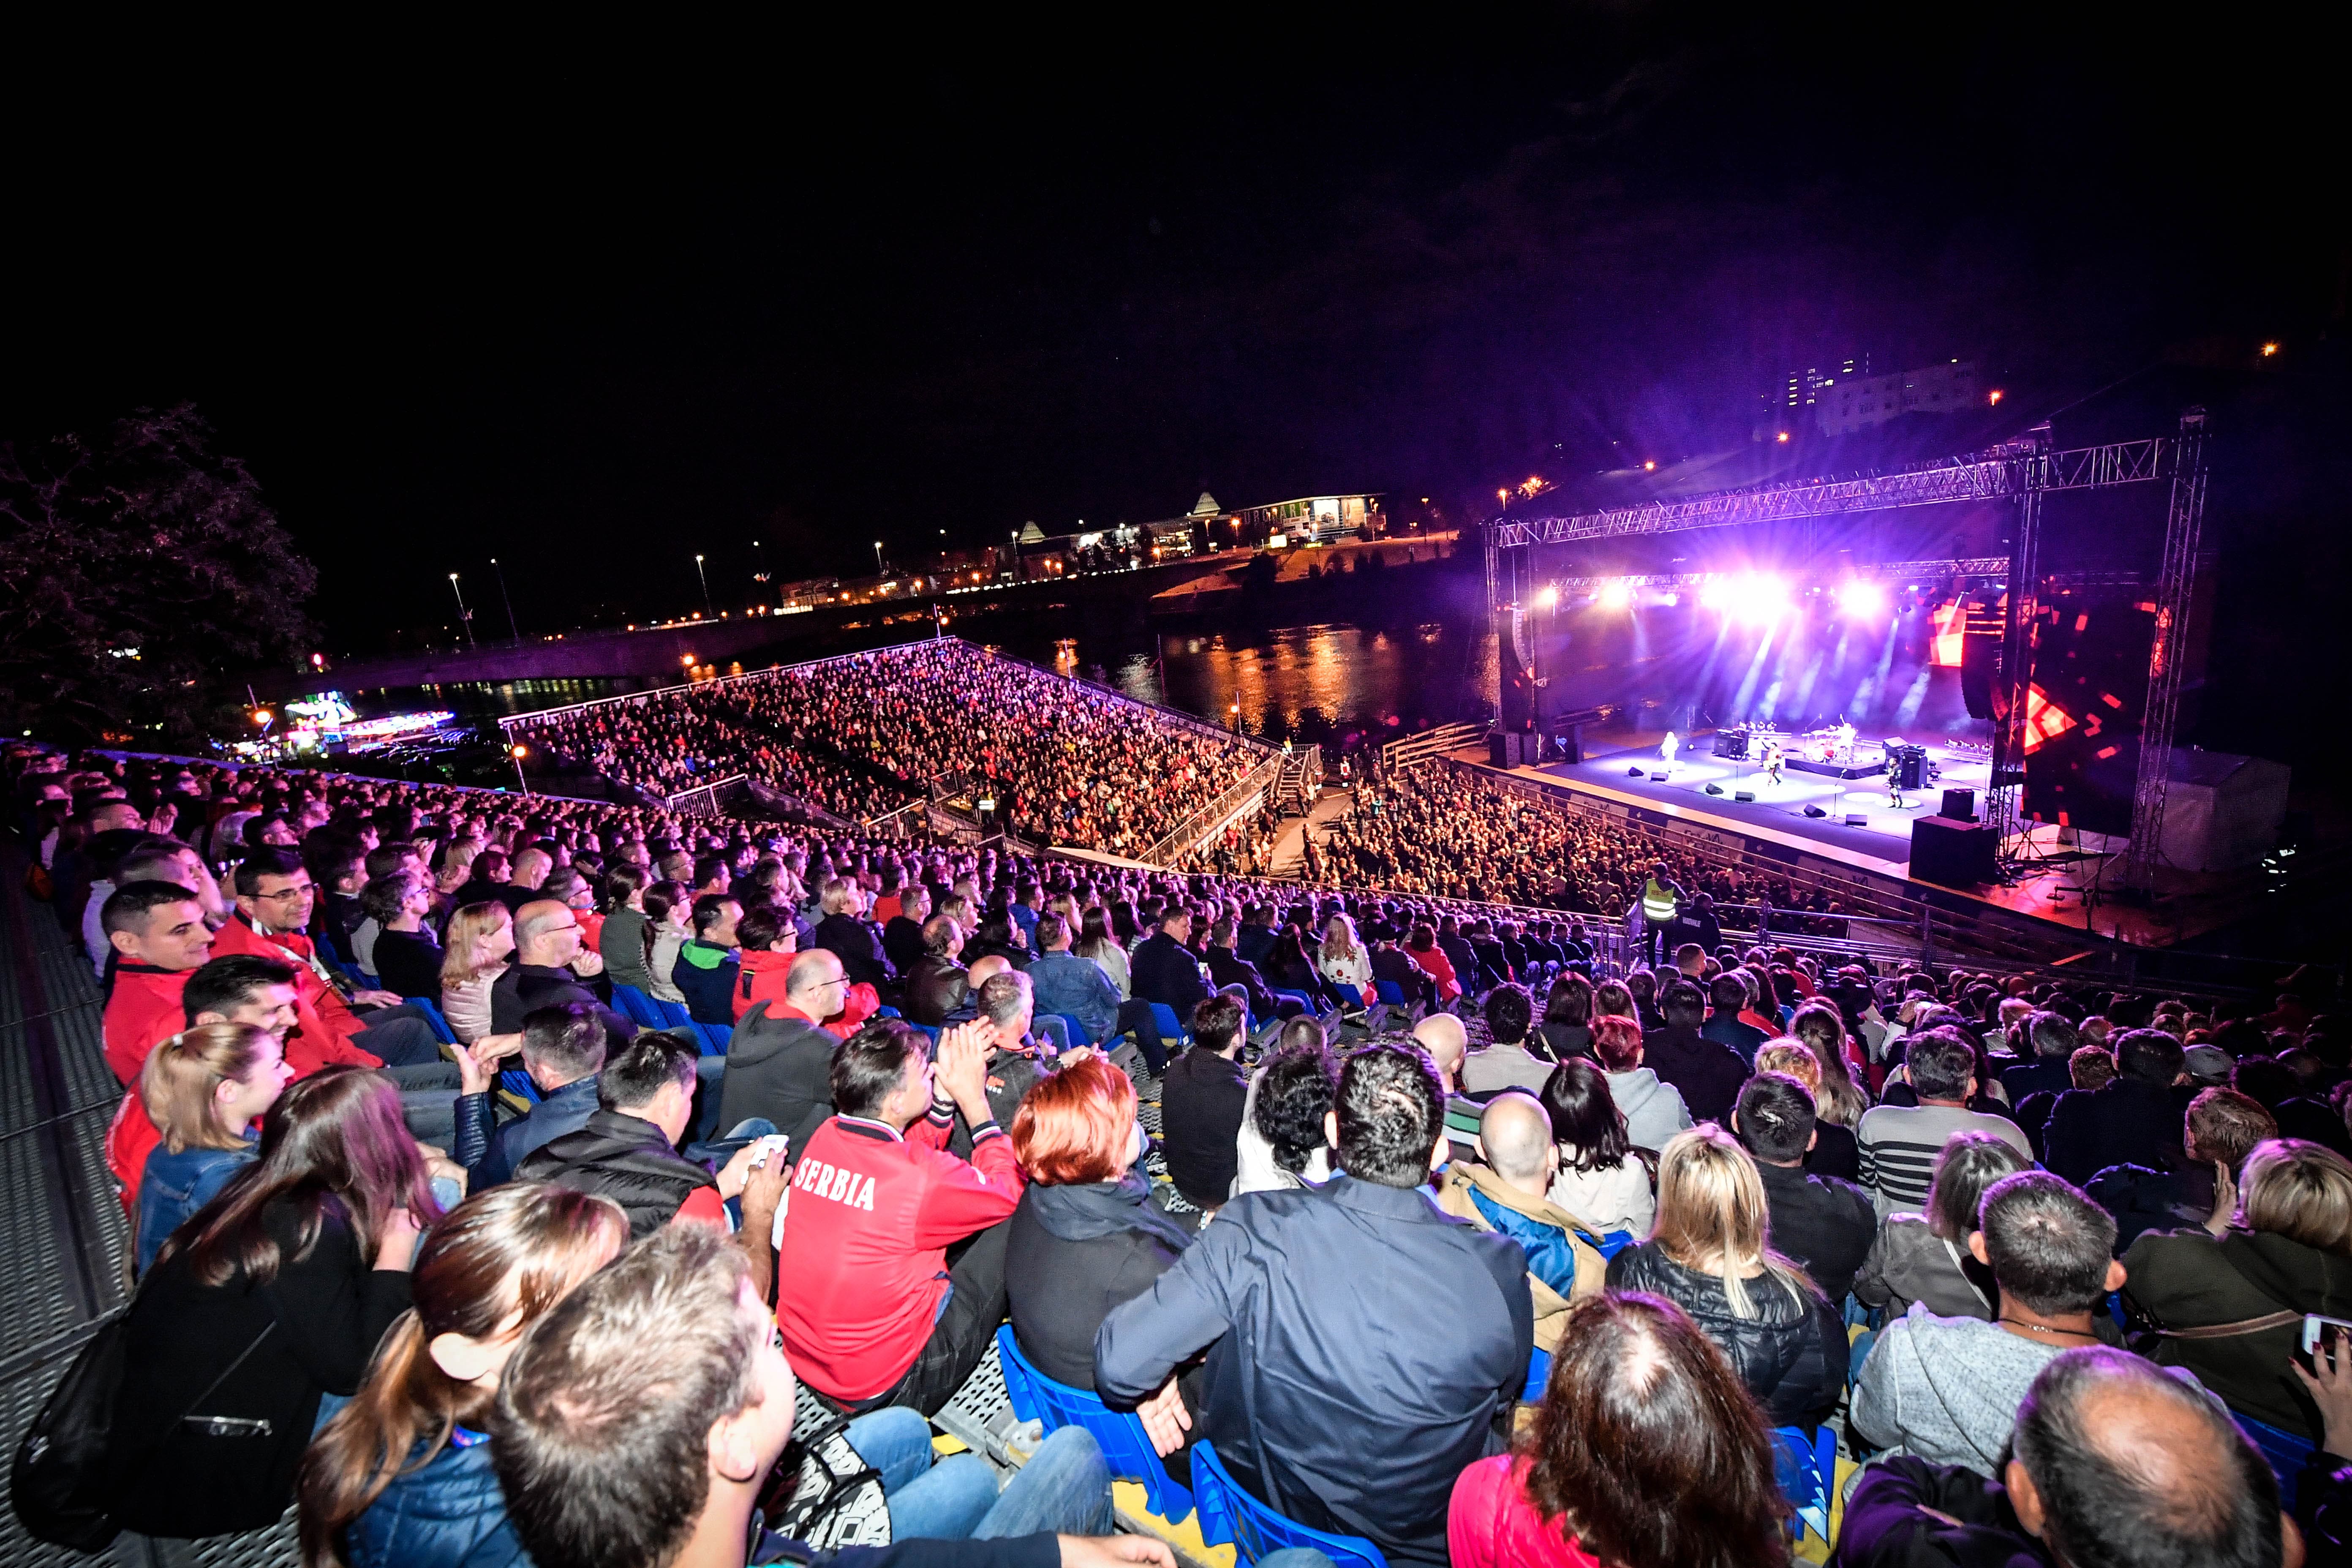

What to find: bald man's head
left=1413, top=1013, right=1468, bottom=1086
left=784, top=947, right=845, bottom=1018
left=2010, top=1347, right=2283, bottom=1568
left=965, top=954, right=1012, bottom=991
left=1478, top=1092, right=1556, bottom=1194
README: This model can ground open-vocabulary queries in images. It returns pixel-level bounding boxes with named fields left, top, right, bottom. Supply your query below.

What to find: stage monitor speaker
left=1704, top=782, right=1725, bottom=796
left=1802, top=803, right=1827, bottom=817
left=1553, top=724, right=1585, bottom=764
left=1941, top=788, right=1977, bottom=821
left=1846, top=814, right=1870, bottom=827
left=1912, top=816, right=1999, bottom=886
left=1489, top=735, right=1512, bottom=768
left=1650, top=770, right=1669, bottom=781
left=1628, top=766, right=1647, bottom=777
left=1734, top=790, right=1756, bottom=802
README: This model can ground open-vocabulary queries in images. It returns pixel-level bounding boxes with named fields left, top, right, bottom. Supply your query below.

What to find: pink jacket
left=1448, top=1455, right=1601, bottom=1568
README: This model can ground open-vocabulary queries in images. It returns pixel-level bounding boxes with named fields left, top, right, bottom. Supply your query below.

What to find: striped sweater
left=1856, top=1103, right=2037, bottom=1217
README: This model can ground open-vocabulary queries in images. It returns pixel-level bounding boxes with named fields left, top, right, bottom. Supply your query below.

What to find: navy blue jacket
left=1096, top=1174, right=1532, bottom=1566
left=1130, top=932, right=1208, bottom=1016
left=343, top=1432, right=526, bottom=1568
left=2043, top=1077, right=2186, bottom=1186
left=672, top=938, right=742, bottom=1027
left=454, top=1073, right=603, bottom=1189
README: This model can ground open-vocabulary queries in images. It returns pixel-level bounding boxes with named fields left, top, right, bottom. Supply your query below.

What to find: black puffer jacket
left=1606, top=1239, right=1846, bottom=1425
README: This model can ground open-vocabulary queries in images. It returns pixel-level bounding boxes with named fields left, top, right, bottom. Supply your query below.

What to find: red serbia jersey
left=776, top=1110, right=1026, bottom=1403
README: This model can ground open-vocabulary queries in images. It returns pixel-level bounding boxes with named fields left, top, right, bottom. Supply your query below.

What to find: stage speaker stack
left=1912, top=816, right=1999, bottom=886
left=1941, top=787, right=1977, bottom=821
left=1489, top=735, right=1511, bottom=768
left=1735, top=790, right=1756, bottom=802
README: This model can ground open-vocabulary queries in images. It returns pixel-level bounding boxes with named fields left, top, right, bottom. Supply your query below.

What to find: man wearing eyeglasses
left=492, top=899, right=640, bottom=1052
left=719, top=947, right=850, bottom=1154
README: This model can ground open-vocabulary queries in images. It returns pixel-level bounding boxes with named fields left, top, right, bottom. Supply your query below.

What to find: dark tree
left=0, top=405, right=316, bottom=743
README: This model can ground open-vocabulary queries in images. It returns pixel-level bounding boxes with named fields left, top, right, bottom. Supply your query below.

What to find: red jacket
left=1410, top=945, right=1462, bottom=1002
left=776, top=1109, right=1026, bottom=1402
left=104, top=965, right=194, bottom=1087
left=734, top=949, right=796, bottom=1020
left=207, top=915, right=383, bottom=1073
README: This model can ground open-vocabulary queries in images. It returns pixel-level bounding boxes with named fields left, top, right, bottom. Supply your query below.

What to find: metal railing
left=1380, top=721, right=1488, bottom=772
left=664, top=773, right=748, bottom=817
left=1137, top=753, right=1285, bottom=867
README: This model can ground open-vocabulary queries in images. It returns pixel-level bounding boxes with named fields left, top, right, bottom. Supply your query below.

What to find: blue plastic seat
left=1522, top=1348, right=1551, bottom=1403
left=611, top=983, right=666, bottom=1029
left=994, top=1326, right=1192, bottom=1525
left=1148, top=1002, right=1185, bottom=1045
left=1374, top=980, right=1407, bottom=1007
left=689, top=1020, right=732, bottom=1057
left=1047, top=1012, right=1092, bottom=1048
left=2235, top=1411, right=2314, bottom=1513
left=411, top=996, right=458, bottom=1046
left=1190, top=1439, right=1388, bottom=1568
left=909, top=1022, right=941, bottom=1046
left=1772, top=1425, right=1837, bottom=1542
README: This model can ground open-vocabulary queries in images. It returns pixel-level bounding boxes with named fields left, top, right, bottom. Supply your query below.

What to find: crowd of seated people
left=14, top=721, right=2352, bottom=1567
left=509, top=639, right=1276, bottom=856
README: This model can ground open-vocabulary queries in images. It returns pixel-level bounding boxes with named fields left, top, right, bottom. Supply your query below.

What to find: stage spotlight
left=1837, top=580, right=1886, bottom=617
left=1598, top=580, right=1632, bottom=610
left=1734, top=573, right=1789, bottom=625
left=1535, top=585, right=1558, bottom=608
left=1698, top=577, right=1734, bottom=611
left=1659, top=591, right=1680, bottom=607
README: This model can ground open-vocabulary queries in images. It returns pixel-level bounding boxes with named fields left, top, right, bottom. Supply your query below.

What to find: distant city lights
left=2262, top=341, right=2280, bottom=357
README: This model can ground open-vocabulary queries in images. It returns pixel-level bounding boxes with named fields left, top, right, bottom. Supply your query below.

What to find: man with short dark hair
left=100, top=881, right=220, bottom=1085
left=516, top=1032, right=772, bottom=1253
left=882, top=882, right=932, bottom=977
left=1028, top=912, right=1164, bottom=1067
left=454, top=1002, right=610, bottom=1188
left=1160, top=993, right=1250, bottom=1209
left=904, top=913, right=970, bottom=1027
left=1858, top=1028, right=2035, bottom=1216
left=1853, top=1171, right=2127, bottom=1477
left=1702, top=972, right=1769, bottom=1066
left=1462, top=983, right=1552, bottom=1095
left=491, top=1224, right=1149, bottom=1568
left=1735, top=1071, right=1876, bottom=1304
left=2000, top=1010, right=2082, bottom=1103
left=674, top=893, right=745, bottom=1027
left=1203, top=915, right=1286, bottom=1026
left=1099, top=1043, right=1531, bottom=1566
left=777, top=1020, right=1024, bottom=1416
left=1641, top=979, right=1750, bottom=1125
left=2044, top=1027, right=2191, bottom=1186
left=1131, top=906, right=1209, bottom=1022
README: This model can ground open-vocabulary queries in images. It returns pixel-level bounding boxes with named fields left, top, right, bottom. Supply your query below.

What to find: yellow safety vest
left=1641, top=879, right=1677, bottom=923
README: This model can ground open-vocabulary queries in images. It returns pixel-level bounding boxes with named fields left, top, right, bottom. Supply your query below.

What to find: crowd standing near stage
left=10, top=660, right=2351, bottom=1567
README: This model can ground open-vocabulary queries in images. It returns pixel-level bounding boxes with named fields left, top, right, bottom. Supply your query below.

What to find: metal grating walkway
left=0, top=842, right=297, bottom=1566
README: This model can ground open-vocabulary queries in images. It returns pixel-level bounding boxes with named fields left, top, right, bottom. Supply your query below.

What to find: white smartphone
left=2300, top=1314, right=2352, bottom=1354
left=746, top=1134, right=791, bottom=1170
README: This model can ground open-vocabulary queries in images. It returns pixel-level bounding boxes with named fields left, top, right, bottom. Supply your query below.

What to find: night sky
left=6, top=19, right=2338, bottom=653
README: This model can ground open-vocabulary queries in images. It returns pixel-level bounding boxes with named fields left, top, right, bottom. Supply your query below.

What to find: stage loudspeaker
left=1960, top=626, right=2002, bottom=721
left=1802, top=803, right=1828, bottom=818
left=1846, top=813, right=1870, bottom=826
left=1554, top=724, right=1585, bottom=764
left=1735, top=790, right=1757, bottom=803
left=1941, top=787, right=1976, bottom=821
left=1489, top=735, right=1512, bottom=768
left=1650, top=771, right=1669, bottom=781
left=1704, top=782, right=1725, bottom=795
left=1912, top=816, right=1999, bottom=886
left=1627, top=766, right=1646, bottom=777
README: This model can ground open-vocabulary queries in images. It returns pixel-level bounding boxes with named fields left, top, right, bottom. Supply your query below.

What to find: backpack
left=11, top=1308, right=275, bottom=1551
left=757, top=1394, right=890, bottom=1551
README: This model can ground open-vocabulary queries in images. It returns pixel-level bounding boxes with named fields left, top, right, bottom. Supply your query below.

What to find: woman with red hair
left=1004, top=1054, right=1196, bottom=1394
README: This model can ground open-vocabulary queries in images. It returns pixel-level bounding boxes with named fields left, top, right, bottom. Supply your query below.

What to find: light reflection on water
left=1074, top=623, right=1478, bottom=734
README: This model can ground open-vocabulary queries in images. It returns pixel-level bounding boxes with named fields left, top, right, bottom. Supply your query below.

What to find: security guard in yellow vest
left=1639, top=864, right=1681, bottom=966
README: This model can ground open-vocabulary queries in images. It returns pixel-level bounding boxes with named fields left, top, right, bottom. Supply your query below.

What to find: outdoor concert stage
left=1451, top=730, right=2232, bottom=950
left=1543, top=731, right=1992, bottom=868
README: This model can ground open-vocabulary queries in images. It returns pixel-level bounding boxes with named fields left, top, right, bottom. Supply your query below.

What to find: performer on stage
left=1660, top=730, right=1680, bottom=769
left=1761, top=737, right=1784, bottom=787
left=1884, top=753, right=1906, bottom=809
left=1835, top=718, right=1858, bottom=762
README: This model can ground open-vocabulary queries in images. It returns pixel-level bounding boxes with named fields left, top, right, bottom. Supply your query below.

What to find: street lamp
left=509, top=742, right=530, bottom=795
left=694, top=554, right=713, bottom=621
left=448, top=573, right=476, bottom=649
left=490, top=556, right=520, bottom=644
left=874, top=540, right=885, bottom=573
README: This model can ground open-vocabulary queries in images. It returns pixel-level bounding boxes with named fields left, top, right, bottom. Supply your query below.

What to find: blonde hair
left=1650, top=1124, right=1818, bottom=1318
left=140, top=1024, right=275, bottom=1155
left=1753, top=1043, right=1821, bottom=1090
left=1323, top=914, right=1361, bottom=961
left=2240, top=1139, right=2352, bottom=1256
left=441, top=901, right=515, bottom=988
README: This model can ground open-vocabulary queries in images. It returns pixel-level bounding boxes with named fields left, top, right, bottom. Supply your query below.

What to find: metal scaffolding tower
left=2122, top=409, right=2211, bottom=896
